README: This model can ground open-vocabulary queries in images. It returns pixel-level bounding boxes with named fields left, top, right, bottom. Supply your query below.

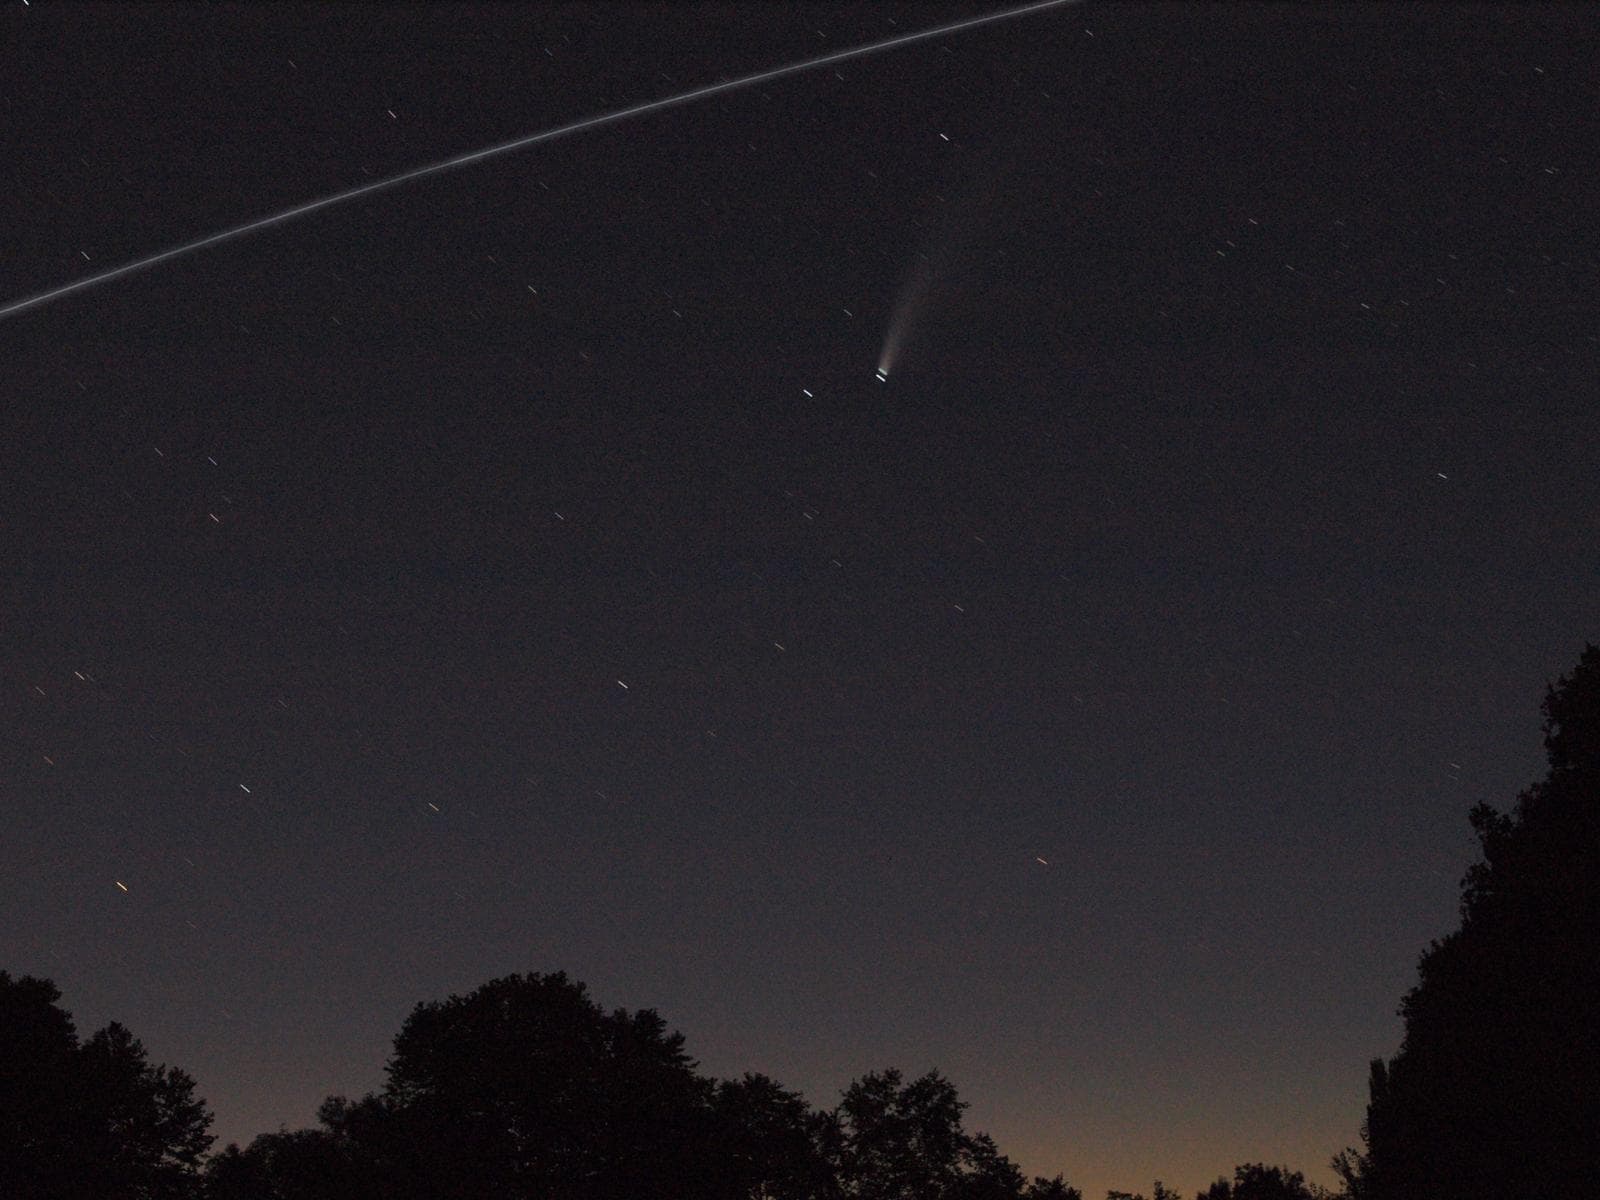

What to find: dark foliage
left=708, top=1071, right=840, bottom=1200
left=1022, top=1175, right=1083, bottom=1200
left=1336, top=644, right=1600, bottom=1199
left=203, top=1125, right=366, bottom=1200
left=3, top=963, right=1352, bottom=1200
left=194, top=974, right=1099, bottom=1200
left=1196, top=1162, right=1326, bottom=1200
left=1105, top=1182, right=1181, bottom=1200
left=377, top=970, right=724, bottom=1199
left=0, top=972, right=82, bottom=1200
left=822, top=1067, right=1040, bottom=1200
left=0, top=971, right=214, bottom=1200
left=34, top=629, right=1592, bottom=1200
left=202, top=970, right=853, bottom=1200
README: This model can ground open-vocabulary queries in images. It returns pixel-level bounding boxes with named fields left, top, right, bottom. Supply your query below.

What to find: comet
left=0, top=0, right=1078, bottom=324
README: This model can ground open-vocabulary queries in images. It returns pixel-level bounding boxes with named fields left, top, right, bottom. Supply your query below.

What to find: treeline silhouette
left=4, top=645, right=1596, bottom=1200
left=1331, top=643, right=1600, bottom=1200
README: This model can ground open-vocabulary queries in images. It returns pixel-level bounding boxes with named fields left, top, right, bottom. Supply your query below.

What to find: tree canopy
left=321, top=969, right=723, bottom=1199
left=17, top=645, right=1599, bottom=1199
left=822, top=1067, right=1080, bottom=1200
left=0, top=971, right=213, bottom=1200
left=1196, top=1163, right=1328, bottom=1200
left=200, top=970, right=847, bottom=1200
left=1336, top=644, right=1600, bottom=1199
left=193, top=979, right=1094, bottom=1200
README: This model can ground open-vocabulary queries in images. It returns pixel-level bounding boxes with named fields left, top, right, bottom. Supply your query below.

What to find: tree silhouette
left=824, top=1067, right=1039, bottom=1200
left=76, top=1021, right=216, bottom=1197
left=1106, top=1183, right=1181, bottom=1200
left=355, top=970, right=726, bottom=1199
left=1196, top=1163, right=1326, bottom=1200
left=198, top=970, right=1102, bottom=1200
left=1, top=972, right=83, bottom=1200
left=203, top=1093, right=424, bottom=1200
left=204, top=1126, right=358, bottom=1200
left=0, top=971, right=213, bottom=1200
left=207, top=976, right=961, bottom=1200
left=706, top=1072, right=839, bottom=1200
left=176, top=963, right=1117, bottom=1200
left=1335, top=644, right=1600, bottom=1199
left=1023, top=1176, right=1083, bottom=1200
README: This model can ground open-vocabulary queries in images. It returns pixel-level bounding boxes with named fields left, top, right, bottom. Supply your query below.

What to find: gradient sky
left=3, top=3, right=1596, bottom=1197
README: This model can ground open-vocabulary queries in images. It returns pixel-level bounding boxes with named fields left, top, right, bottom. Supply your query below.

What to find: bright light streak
left=0, top=0, right=1077, bottom=324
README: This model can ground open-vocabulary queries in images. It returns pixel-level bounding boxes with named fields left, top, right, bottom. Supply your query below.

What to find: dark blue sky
left=3, top=3, right=1595, bottom=1195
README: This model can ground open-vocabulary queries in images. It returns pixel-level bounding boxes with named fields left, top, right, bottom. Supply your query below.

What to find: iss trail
left=1, top=0, right=1077, bottom=323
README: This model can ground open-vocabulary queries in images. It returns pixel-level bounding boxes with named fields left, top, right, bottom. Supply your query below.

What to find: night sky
left=4, top=3, right=1597, bottom=1196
